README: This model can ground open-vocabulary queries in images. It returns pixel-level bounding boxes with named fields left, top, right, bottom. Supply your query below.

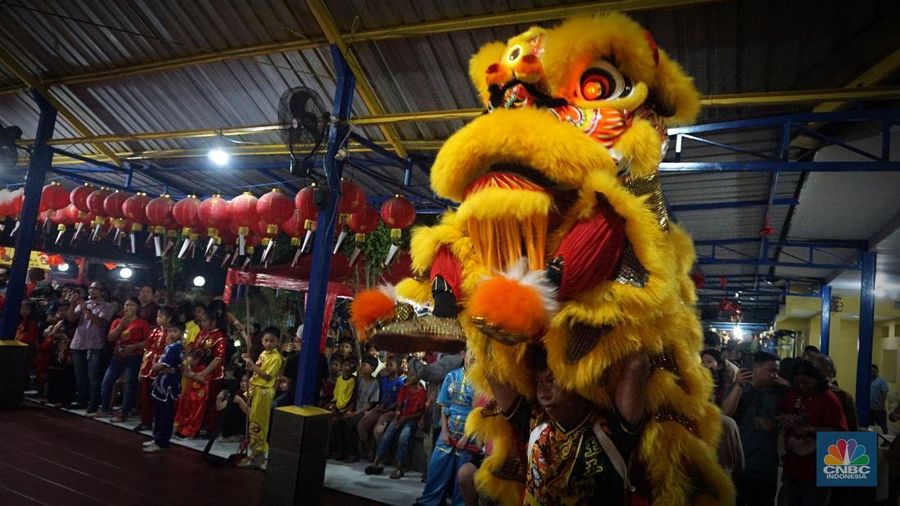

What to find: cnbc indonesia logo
left=822, top=438, right=871, bottom=480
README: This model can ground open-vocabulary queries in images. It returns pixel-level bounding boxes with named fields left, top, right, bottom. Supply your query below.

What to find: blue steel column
left=0, top=92, right=57, bottom=340
left=855, top=251, right=877, bottom=427
left=294, top=46, right=355, bottom=406
left=820, top=285, right=831, bottom=355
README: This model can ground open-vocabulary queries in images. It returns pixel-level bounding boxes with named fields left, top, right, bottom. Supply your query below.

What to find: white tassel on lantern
left=332, top=229, right=347, bottom=254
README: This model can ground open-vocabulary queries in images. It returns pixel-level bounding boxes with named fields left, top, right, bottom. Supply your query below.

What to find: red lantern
left=198, top=195, right=232, bottom=260
left=122, top=192, right=151, bottom=253
left=332, top=178, right=367, bottom=253
left=295, top=184, right=319, bottom=253
left=85, top=188, right=112, bottom=241
left=103, top=191, right=129, bottom=242
left=282, top=209, right=306, bottom=267
left=380, top=195, right=416, bottom=264
left=230, top=191, right=259, bottom=255
left=347, top=206, right=381, bottom=265
left=49, top=205, right=77, bottom=244
left=339, top=178, right=366, bottom=216
left=146, top=195, right=175, bottom=256
left=282, top=210, right=304, bottom=242
left=349, top=206, right=381, bottom=236
left=103, top=191, right=129, bottom=219
left=7, top=188, right=24, bottom=235
left=0, top=189, right=11, bottom=218
left=69, top=184, right=95, bottom=212
left=41, top=183, right=69, bottom=213
left=85, top=188, right=111, bottom=215
left=173, top=195, right=202, bottom=258
left=198, top=194, right=232, bottom=231
left=257, top=188, right=293, bottom=234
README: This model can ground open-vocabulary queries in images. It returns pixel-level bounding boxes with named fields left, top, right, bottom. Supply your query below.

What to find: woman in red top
left=135, top=307, right=173, bottom=431
left=778, top=359, right=848, bottom=505
left=98, top=297, right=150, bottom=422
left=174, top=312, right=226, bottom=438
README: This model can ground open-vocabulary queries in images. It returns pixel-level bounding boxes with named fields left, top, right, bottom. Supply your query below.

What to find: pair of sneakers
left=237, top=455, right=265, bottom=469
left=142, top=440, right=165, bottom=453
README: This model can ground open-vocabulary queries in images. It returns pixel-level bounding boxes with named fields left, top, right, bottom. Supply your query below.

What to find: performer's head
left=527, top=344, right=591, bottom=428
left=750, top=351, right=780, bottom=388
left=166, top=321, right=184, bottom=343
left=262, top=326, right=281, bottom=351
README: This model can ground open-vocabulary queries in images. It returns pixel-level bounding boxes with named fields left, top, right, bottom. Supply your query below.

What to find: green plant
left=340, top=223, right=402, bottom=290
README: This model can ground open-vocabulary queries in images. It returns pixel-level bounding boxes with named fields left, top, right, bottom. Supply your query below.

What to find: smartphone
left=741, top=354, right=754, bottom=371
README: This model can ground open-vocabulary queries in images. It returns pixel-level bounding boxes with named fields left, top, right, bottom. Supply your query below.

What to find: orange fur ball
left=349, top=289, right=395, bottom=340
left=469, top=276, right=549, bottom=338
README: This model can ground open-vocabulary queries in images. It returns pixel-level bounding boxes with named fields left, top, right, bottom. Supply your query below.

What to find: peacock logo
left=818, top=432, right=876, bottom=487
left=823, top=439, right=869, bottom=466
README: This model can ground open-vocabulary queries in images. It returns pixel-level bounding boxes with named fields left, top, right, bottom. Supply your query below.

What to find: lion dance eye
left=577, top=59, right=632, bottom=101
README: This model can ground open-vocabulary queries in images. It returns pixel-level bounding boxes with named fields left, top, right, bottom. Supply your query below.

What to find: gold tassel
left=467, top=213, right=548, bottom=273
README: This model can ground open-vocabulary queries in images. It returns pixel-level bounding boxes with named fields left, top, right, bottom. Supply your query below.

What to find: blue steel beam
left=0, top=92, right=57, bottom=340
left=295, top=45, right=355, bottom=407
left=694, top=238, right=867, bottom=249
left=820, top=285, right=832, bottom=355
left=855, top=251, right=877, bottom=427
left=669, top=198, right=797, bottom=212
left=660, top=161, right=900, bottom=172
left=697, top=258, right=859, bottom=270
left=668, top=108, right=900, bottom=135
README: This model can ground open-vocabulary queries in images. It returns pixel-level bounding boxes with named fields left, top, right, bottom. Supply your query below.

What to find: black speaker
left=262, top=405, right=331, bottom=505
left=0, top=341, right=26, bottom=409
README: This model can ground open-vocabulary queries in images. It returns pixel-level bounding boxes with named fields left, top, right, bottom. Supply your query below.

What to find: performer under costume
left=352, top=13, right=734, bottom=506
left=174, top=324, right=225, bottom=437
left=151, top=338, right=183, bottom=449
left=138, top=324, right=167, bottom=427
left=247, top=348, right=284, bottom=458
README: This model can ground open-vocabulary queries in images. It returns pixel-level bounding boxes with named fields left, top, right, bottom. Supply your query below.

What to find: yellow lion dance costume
left=352, top=13, right=733, bottom=506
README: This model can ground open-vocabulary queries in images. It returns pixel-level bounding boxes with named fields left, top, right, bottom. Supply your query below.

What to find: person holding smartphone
left=721, top=352, right=784, bottom=506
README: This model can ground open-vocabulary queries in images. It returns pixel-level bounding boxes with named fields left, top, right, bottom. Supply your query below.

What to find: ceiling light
left=119, top=267, right=133, bottom=279
left=56, top=262, right=70, bottom=272
left=208, top=147, right=230, bottom=166
left=193, top=275, right=206, bottom=287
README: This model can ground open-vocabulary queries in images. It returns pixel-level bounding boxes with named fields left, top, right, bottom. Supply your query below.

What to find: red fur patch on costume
left=469, top=276, right=549, bottom=338
left=349, top=289, right=395, bottom=340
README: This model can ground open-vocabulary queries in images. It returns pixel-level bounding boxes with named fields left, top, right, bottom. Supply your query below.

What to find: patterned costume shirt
left=188, top=329, right=226, bottom=380
left=250, top=349, right=284, bottom=390
left=152, top=341, right=183, bottom=402
left=139, top=326, right=168, bottom=379
left=505, top=400, right=638, bottom=506
left=438, top=367, right=474, bottom=440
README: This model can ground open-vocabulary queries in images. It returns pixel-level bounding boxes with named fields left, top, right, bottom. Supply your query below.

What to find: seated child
left=216, top=375, right=250, bottom=442
left=143, top=321, right=184, bottom=453
left=365, top=368, right=427, bottom=479
left=238, top=328, right=285, bottom=469
left=358, top=356, right=404, bottom=459
left=328, top=357, right=357, bottom=460
left=339, top=355, right=380, bottom=463
left=319, top=356, right=343, bottom=409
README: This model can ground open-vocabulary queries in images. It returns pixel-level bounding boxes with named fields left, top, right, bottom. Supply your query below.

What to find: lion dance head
left=352, top=13, right=733, bottom=506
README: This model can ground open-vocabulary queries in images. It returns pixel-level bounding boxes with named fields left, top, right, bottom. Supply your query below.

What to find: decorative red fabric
left=430, top=246, right=463, bottom=297
left=552, top=197, right=626, bottom=300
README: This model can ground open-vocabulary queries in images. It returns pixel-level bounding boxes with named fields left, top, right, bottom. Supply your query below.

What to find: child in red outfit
left=136, top=307, right=173, bottom=431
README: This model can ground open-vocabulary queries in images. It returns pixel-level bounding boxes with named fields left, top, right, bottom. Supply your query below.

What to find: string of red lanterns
left=17, top=182, right=420, bottom=270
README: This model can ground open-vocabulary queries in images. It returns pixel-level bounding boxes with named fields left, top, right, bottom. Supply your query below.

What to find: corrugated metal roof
left=0, top=0, right=898, bottom=323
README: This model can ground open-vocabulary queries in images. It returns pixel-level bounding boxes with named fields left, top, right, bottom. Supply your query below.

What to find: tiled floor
left=27, top=399, right=423, bottom=505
